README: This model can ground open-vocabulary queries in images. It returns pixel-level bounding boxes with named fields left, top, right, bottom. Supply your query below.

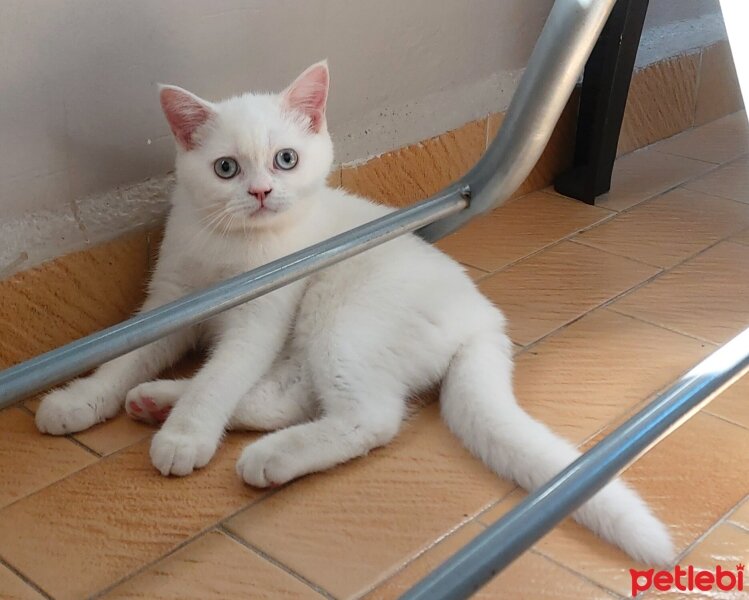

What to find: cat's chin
left=236, top=207, right=297, bottom=232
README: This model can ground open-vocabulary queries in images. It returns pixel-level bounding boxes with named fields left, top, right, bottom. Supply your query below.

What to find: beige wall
left=0, top=0, right=725, bottom=274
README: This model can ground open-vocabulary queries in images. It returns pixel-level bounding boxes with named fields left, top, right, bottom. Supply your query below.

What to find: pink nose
left=249, top=188, right=272, bottom=204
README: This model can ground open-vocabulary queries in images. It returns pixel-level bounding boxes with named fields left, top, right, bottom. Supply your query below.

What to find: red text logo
left=630, top=564, right=744, bottom=596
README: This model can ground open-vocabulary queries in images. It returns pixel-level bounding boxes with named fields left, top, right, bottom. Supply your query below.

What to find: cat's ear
left=282, top=60, right=329, bottom=134
left=159, top=85, right=215, bottom=150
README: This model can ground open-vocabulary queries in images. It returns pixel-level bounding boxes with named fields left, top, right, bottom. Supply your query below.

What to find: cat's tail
left=439, top=325, right=675, bottom=566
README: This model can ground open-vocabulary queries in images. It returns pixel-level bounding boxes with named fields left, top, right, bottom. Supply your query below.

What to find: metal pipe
left=419, top=0, right=616, bottom=241
left=0, top=190, right=466, bottom=407
left=0, top=0, right=617, bottom=406
left=401, top=326, right=749, bottom=600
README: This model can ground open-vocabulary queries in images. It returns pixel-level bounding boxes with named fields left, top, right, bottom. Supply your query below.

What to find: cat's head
left=160, top=61, right=333, bottom=231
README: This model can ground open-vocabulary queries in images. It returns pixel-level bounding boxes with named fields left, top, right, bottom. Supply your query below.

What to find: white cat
left=36, top=62, right=675, bottom=565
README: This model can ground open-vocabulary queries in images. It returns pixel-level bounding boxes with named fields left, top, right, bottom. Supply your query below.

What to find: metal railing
left=6, top=1, right=747, bottom=598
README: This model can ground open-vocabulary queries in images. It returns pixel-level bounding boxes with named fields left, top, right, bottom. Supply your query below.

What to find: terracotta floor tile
left=655, top=111, right=749, bottom=165
left=0, top=433, right=263, bottom=600
left=481, top=413, right=749, bottom=597
left=0, top=407, right=96, bottom=509
left=733, top=227, right=749, bottom=246
left=0, top=564, right=44, bottom=600
left=479, top=241, right=658, bottom=345
left=514, top=309, right=710, bottom=444
left=574, top=187, right=749, bottom=268
left=641, top=523, right=749, bottom=599
left=613, top=242, right=749, bottom=344
left=365, top=522, right=611, bottom=600
left=341, top=119, right=486, bottom=207
left=462, top=264, right=488, bottom=282
left=684, top=155, right=749, bottom=204
left=704, top=372, right=749, bottom=430
left=583, top=146, right=715, bottom=211
left=729, top=499, right=749, bottom=531
left=74, top=414, right=154, bottom=456
left=103, top=530, right=320, bottom=599
left=436, top=191, right=611, bottom=272
left=225, top=405, right=510, bottom=599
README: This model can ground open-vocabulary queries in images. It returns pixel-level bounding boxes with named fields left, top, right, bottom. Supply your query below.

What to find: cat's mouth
left=249, top=204, right=278, bottom=217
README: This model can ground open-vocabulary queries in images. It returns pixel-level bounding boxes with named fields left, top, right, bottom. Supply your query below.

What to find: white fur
left=36, top=63, right=674, bottom=565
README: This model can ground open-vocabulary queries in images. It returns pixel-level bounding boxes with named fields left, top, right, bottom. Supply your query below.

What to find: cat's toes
left=125, top=386, right=173, bottom=425
left=236, top=437, right=299, bottom=488
left=150, top=428, right=218, bottom=477
left=36, top=382, right=116, bottom=434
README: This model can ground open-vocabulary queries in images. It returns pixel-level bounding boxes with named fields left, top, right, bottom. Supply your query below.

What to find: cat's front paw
left=150, top=427, right=219, bottom=477
left=235, top=436, right=300, bottom=488
left=36, top=380, right=119, bottom=435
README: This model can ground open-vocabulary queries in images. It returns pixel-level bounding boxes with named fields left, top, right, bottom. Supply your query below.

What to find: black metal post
left=554, top=0, right=649, bottom=204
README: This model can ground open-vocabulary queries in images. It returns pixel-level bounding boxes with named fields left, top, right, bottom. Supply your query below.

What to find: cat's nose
left=248, top=187, right=272, bottom=204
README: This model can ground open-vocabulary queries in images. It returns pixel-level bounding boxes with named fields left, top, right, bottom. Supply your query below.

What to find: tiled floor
left=1, top=111, right=749, bottom=600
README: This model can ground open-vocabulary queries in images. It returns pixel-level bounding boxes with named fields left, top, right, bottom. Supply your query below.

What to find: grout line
left=526, top=219, right=749, bottom=353
left=691, top=48, right=705, bottom=128
left=219, top=525, right=334, bottom=600
left=610, top=162, right=724, bottom=209
left=679, top=182, right=749, bottom=207
left=466, top=210, right=619, bottom=278
left=702, top=410, right=749, bottom=432
left=0, top=430, right=158, bottom=512
left=352, top=515, right=493, bottom=599
left=723, top=493, right=749, bottom=529
left=567, top=238, right=665, bottom=268
left=731, top=521, right=749, bottom=534
left=17, top=403, right=35, bottom=417
left=605, top=306, right=721, bottom=346
left=471, top=488, right=519, bottom=527
left=515, top=264, right=667, bottom=356
left=529, top=550, right=626, bottom=599
left=88, top=487, right=287, bottom=600
left=0, top=555, right=54, bottom=600
left=66, top=434, right=102, bottom=458
left=352, top=489, right=522, bottom=600
left=669, top=493, right=749, bottom=567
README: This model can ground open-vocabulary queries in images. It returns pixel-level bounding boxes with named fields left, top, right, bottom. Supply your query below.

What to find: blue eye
left=274, top=148, right=298, bottom=170
left=214, top=157, right=239, bottom=179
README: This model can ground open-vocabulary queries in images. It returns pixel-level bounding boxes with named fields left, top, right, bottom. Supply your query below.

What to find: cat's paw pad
left=150, top=428, right=218, bottom=477
left=235, top=438, right=299, bottom=488
left=36, top=382, right=115, bottom=435
left=125, top=388, right=172, bottom=425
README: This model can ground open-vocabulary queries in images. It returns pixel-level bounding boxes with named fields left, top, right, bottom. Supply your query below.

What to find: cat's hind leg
left=229, top=355, right=317, bottom=432
left=236, top=364, right=405, bottom=487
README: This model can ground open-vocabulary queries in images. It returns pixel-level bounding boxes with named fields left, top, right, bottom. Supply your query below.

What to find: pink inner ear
left=283, top=63, right=329, bottom=134
left=160, top=87, right=212, bottom=150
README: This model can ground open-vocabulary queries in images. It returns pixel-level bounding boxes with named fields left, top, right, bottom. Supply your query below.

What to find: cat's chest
left=178, top=252, right=260, bottom=290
